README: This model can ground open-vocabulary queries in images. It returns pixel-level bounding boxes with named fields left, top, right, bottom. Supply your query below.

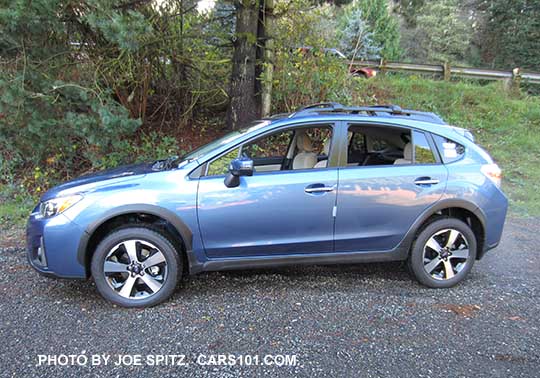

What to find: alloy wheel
left=422, top=228, right=470, bottom=280
left=103, top=239, right=168, bottom=299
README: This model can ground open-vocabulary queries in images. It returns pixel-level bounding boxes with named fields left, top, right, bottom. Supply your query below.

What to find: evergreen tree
left=351, top=0, right=401, bottom=60
left=338, top=8, right=381, bottom=60
left=414, top=0, right=472, bottom=63
left=481, top=0, right=540, bottom=70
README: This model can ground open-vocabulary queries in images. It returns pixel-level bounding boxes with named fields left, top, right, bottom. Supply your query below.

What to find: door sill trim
left=199, top=248, right=408, bottom=272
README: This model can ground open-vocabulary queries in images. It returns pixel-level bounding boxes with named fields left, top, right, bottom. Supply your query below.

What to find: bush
left=271, top=1, right=364, bottom=112
left=272, top=50, right=361, bottom=112
left=97, top=132, right=183, bottom=169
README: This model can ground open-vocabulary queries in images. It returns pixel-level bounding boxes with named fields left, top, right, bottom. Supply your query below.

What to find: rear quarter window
left=433, top=134, right=465, bottom=163
left=413, top=131, right=436, bottom=164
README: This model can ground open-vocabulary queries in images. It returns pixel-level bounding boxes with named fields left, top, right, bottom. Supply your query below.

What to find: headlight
left=39, top=195, right=83, bottom=218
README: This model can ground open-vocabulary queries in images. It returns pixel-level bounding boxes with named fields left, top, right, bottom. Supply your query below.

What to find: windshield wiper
left=152, top=155, right=179, bottom=171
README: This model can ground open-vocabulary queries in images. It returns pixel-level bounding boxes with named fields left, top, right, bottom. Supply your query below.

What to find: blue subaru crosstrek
left=27, top=103, right=508, bottom=307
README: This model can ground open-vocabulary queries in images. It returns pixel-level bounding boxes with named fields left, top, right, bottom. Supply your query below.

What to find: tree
left=338, top=7, right=381, bottom=60
left=480, top=0, right=540, bottom=70
left=0, top=0, right=141, bottom=179
left=354, top=0, right=401, bottom=60
left=226, top=0, right=260, bottom=130
left=414, top=0, right=472, bottom=63
left=394, top=0, right=425, bottom=27
left=260, top=0, right=275, bottom=117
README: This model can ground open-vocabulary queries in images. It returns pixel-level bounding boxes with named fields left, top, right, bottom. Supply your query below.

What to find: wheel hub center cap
left=127, top=263, right=144, bottom=276
left=440, top=249, right=451, bottom=259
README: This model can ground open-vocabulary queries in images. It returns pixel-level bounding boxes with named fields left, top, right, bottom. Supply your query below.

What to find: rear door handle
left=305, top=184, right=335, bottom=193
left=414, top=177, right=440, bottom=186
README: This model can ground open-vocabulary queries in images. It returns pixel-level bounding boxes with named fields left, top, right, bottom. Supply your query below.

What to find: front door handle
left=305, top=184, right=335, bottom=193
left=414, top=177, right=440, bottom=186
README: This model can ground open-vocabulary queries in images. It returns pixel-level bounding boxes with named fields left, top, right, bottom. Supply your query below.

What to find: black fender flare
left=76, top=204, right=196, bottom=276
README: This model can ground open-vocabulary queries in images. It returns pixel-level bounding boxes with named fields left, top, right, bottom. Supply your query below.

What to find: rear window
left=433, top=135, right=465, bottom=163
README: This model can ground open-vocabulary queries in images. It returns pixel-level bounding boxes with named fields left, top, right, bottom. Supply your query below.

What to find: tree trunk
left=226, top=0, right=260, bottom=130
left=260, top=0, right=275, bottom=117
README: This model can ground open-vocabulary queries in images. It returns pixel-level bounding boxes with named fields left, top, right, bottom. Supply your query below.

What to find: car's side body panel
left=28, top=168, right=203, bottom=279
left=335, top=164, right=448, bottom=252
left=197, top=168, right=338, bottom=258
left=441, top=159, right=508, bottom=255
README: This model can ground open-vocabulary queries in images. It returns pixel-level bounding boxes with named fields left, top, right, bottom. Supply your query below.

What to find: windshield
left=181, top=120, right=271, bottom=162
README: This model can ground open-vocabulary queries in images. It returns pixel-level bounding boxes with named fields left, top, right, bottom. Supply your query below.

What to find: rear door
left=335, top=125, right=448, bottom=252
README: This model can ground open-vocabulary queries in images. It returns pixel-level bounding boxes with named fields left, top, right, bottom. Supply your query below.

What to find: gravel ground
left=0, top=217, right=539, bottom=378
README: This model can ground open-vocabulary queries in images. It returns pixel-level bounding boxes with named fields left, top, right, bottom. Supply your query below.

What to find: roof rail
left=288, top=102, right=446, bottom=124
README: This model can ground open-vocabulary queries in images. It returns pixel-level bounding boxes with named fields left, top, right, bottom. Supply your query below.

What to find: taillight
left=481, top=164, right=502, bottom=188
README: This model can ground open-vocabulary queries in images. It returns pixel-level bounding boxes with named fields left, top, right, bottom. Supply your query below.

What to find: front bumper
left=26, top=211, right=88, bottom=279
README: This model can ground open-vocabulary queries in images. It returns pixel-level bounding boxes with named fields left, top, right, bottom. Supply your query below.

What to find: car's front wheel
left=91, top=227, right=182, bottom=307
left=408, top=218, right=477, bottom=288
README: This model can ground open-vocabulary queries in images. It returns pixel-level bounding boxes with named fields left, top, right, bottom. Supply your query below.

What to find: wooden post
left=443, top=62, right=451, bottom=81
left=379, top=58, right=387, bottom=76
left=512, top=67, right=521, bottom=92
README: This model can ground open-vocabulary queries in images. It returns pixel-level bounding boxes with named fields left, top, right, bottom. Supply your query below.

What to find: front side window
left=183, top=121, right=270, bottom=162
left=207, top=148, right=240, bottom=176
left=413, top=131, right=436, bottom=164
left=242, top=130, right=293, bottom=160
left=204, top=125, right=333, bottom=176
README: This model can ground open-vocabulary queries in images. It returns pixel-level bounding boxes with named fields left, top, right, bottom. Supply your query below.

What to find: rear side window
left=433, top=134, right=465, bottom=163
left=413, top=131, right=436, bottom=164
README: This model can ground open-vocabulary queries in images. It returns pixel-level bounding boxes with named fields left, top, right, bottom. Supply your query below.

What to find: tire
left=91, top=227, right=182, bottom=307
left=352, top=72, right=368, bottom=79
left=408, top=218, right=477, bottom=288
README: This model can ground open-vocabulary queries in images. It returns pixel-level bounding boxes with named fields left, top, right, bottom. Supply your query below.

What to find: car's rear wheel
left=91, top=227, right=181, bottom=307
left=408, top=218, right=477, bottom=288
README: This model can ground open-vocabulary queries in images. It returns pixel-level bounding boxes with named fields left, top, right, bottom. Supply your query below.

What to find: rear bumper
left=26, top=211, right=88, bottom=279
left=476, top=191, right=508, bottom=259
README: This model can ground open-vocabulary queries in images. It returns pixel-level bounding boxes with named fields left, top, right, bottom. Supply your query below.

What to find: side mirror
left=224, top=157, right=254, bottom=188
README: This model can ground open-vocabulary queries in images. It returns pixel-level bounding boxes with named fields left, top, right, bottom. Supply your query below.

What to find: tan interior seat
left=313, top=139, right=331, bottom=168
left=394, top=143, right=412, bottom=165
left=293, top=131, right=317, bottom=169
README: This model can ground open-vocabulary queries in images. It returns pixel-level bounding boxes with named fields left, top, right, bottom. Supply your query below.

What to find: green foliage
left=207, top=148, right=239, bottom=176
left=352, top=0, right=401, bottom=60
left=413, top=0, right=472, bottom=63
left=0, top=0, right=141, bottom=194
left=272, top=50, right=360, bottom=112
left=0, top=200, right=34, bottom=227
left=97, top=132, right=182, bottom=169
left=481, top=0, right=540, bottom=70
left=395, top=0, right=425, bottom=27
left=0, top=0, right=229, bottom=200
left=273, top=1, right=339, bottom=49
left=84, top=4, right=154, bottom=51
left=338, top=8, right=381, bottom=60
left=271, top=1, right=361, bottom=112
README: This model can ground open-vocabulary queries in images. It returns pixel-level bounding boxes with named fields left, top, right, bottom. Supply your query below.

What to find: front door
left=197, top=124, right=337, bottom=258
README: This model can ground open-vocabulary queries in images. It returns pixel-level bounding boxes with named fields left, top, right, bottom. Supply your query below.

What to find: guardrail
left=350, top=60, right=540, bottom=85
